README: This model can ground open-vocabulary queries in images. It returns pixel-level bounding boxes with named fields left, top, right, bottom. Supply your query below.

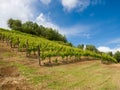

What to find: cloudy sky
left=0, top=0, right=120, bottom=53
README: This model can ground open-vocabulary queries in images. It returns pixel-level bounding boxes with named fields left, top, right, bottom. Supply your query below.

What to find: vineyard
left=0, top=28, right=117, bottom=66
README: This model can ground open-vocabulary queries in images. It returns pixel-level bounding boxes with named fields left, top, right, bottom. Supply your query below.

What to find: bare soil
left=0, top=43, right=34, bottom=90
left=0, top=65, right=34, bottom=90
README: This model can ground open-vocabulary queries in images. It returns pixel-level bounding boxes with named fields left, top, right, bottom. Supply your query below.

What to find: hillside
left=0, top=28, right=116, bottom=66
left=0, top=41, right=120, bottom=90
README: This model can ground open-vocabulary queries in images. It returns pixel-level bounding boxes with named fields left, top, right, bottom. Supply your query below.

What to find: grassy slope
left=0, top=42, right=120, bottom=90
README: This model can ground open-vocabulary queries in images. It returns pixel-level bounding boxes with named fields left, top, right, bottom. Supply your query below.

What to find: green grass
left=10, top=62, right=52, bottom=85
left=1, top=58, right=120, bottom=90
left=11, top=63, right=37, bottom=75
left=2, top=52, right=14, bottom=57
left=8, top=61, right=120, bottom=90
left=12, top=61, right=119, bottom=90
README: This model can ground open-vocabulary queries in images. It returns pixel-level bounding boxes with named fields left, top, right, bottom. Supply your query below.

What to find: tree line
left=77, top=44, right=98, bottom=53
left=7, top=18, right=67, bottom=43
left=77, top=44, right=120, bottom=63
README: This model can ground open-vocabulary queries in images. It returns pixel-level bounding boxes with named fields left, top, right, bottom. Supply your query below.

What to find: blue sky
left=0, top=0, right=120, bottom=52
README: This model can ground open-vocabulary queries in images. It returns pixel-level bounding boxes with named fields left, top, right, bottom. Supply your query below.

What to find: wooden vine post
left=38, top=45, right=41, bottom=66
left=10, top=39, right=12, bottom=48
left=26, top=39, right=29, bottom=57
left=17, top=37, right=20, bottom=51
left=101, top=52, right=103, bottom=64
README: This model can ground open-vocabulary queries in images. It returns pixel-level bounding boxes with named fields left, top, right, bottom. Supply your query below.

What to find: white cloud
left=61, top=0, right=102, bottom=12
left=61, top=0, right=79, bottom=11
left=98, top=46, right=120, bottom=54
left=40, top=0, right=51, bottom=5
left=0, top=0, right=35, bottom=28
left=61, top=0, right=90, bottom=12
left=60, top=24, right=92, bottom=38
left=35, top=13, right=59, bottom=30
left=109, top=38, right=120, bottom=44
left=35, top=13, right=93, bottom=38
left=98, top=38, right=120, bottom=53
left=98, top=46, right=111, bottom=53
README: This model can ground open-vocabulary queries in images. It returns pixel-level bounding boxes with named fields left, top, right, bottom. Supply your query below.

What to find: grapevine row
left=0, top=28, right=117, bottom=65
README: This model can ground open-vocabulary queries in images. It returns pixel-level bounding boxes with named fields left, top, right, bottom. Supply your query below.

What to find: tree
left=7, top=18, right=68, bottom=43
left=7, top=18, right=14, bottom=29
left=61, top=35, right=67, bottom=43
left=86, top=45, right=98, bottom=52
left=114, top=51, right=120, bottom=62
left=39, top=25, right=47, bottom=37
left=33, top=23, right=39, bottom=35
left=22, top=21, right=36, bottom=34
left=77, top=44, right=84, bottom=50
left=8, top=18, right=22, bottom=31
left=107, top=52, right=113, bottom=57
